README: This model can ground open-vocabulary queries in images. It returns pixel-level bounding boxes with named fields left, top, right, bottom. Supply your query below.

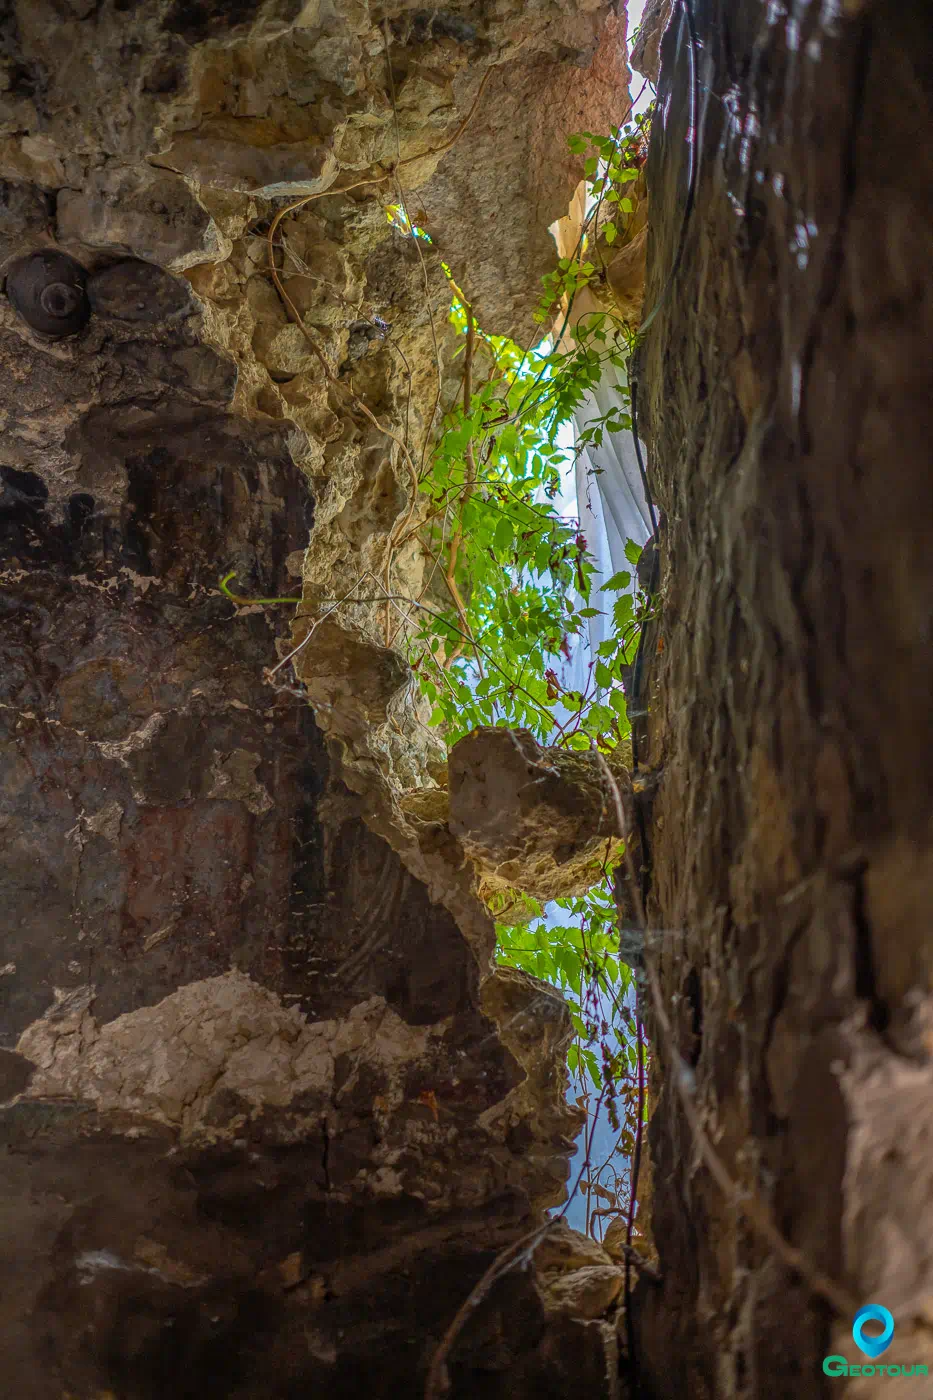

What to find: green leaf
left=600, top=571, right=632, bottom=592
left=612, top=593, right=634, bottom=627
left=603, top=221, right=617, bottom=245
left=609, top=688, right=628, bottom=717
left=493, top=516, right=514, bottom=554
left=624, top=539, right=642, bottom=567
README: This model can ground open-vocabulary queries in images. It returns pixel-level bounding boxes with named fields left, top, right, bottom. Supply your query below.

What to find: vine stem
left=424, top=1083, right=610, bottom=1400
left=219, top=570, right=300, bottom=607
left=441, top=302, right=477, bottom=667
left=263, top=65, right=497, bottom=641
left=591, top=753, right=860, bottom=1329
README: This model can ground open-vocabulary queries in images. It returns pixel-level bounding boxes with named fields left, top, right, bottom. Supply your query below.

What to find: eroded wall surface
left=635, top=2, right=933, bottom=1395
left=0, top=1, right=635, bottom=1394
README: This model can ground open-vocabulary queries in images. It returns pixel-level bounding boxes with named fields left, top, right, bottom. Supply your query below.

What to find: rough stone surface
left=449, top=726, right=632, bottom=907
left=534, top=1217, right=614, bottom=1275
left=442, top=1266, right=622, bottom=1399
left=411, top=6, right=632, bottom=342
left=632, top=2, right=933, bottom=1396
left=541, top=1264, right=625, bottom=1320
left=0, top=0, right=635, bottom=1395
left=57, top=167, right=228, bottom=271
left=629, top=0, right=673, bottom=85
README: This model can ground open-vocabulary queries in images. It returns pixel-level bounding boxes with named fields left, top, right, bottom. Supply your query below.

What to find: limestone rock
left=398, top=786, right=449, bottom=824
left=0, top=0, right=644, bottom=1394
left=605, top=219, right=649, bottom=327
left=57, top=168, right=226, bottom=270
left=481, top=967, right=585, bottom=1210
left=533, top=1316, right=621, bottom=1399
left=534, top=1218, right=614, bottom=1275
left=448, top=726, right=632, bottom=905
left=0, top=180, right=53, bottom=268
left=630, top=0, right=673, bottom=84
left=291, top=616, right=412, bottom=731
left=540, top=1265, right=624, bottom=1320
left=87, top=259, right=196, bottom=323
left=416, top=6, right=633, bottom=342
left=602, top=1215, right=657, bottom=1278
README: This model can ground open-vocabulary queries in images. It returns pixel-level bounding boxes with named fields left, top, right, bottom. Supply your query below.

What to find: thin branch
left=418, top=538, right=484, bottom=678
left=263, top=65, right=496, bottom=642
left=423, top=1221, right=556, bottom=1400
left=439, top=302, right=477, bottom=664
left=424, top=1079, right=609, bottom=1399
left=591, top=752, right=860, bottom=1320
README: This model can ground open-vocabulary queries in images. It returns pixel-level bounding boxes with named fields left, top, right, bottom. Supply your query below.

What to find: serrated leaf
left=600, top=570, right=632, bottom=592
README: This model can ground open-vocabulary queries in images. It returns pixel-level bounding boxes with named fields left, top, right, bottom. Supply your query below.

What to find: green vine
left=222, top=109, right=656, bottom=1233
left=218, top=570, right=301, bottom=607
left=402, top=112, right=655, bottom=1182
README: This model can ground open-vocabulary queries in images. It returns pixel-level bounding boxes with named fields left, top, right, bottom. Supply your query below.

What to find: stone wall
left=0, top=1, right=635, bottom=1394
left=633, top=2, right=933, bottom=1396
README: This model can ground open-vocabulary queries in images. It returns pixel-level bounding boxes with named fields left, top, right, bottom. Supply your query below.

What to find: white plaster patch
left=118, top=566, right=158, bottom=595
left=16, top=970, right=433, bottom=1137
left=76, top=1245, right=206, bottom=1289
left=839, top=1010, right=933, bottom=1319
left=85, top=800, right=124, bottom=845
left=76, top=1249, right=134, bottom=1280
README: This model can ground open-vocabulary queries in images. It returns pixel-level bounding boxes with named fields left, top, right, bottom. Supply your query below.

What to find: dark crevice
left=850, top=866, right=890, bottom=1035
left=683, top=967, right=703, bottom=1068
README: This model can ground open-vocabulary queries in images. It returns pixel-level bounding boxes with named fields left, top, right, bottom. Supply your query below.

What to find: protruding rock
left=630, top=0, right=673, bottom=84
left=540, top=1265, right=625, bottom=1320
left=88, top=259, right=194, bottom=323
left=57, top=168, right=225, bottom=271
left=292, top=617, right=412, bottom=731
left=534, top=1218, right=614, bottom=1275
left=448, top=726, right=632, bottom=907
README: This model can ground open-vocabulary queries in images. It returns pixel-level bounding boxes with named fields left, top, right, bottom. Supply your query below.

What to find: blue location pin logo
left=852, top=1305, right=894, bottom=1360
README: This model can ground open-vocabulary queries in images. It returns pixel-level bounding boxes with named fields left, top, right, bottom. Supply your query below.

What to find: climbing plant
left=408, top=308, right=643, bottom=752
left=400, top=109, right=655, bottom=1236
left=227, top=105, right=656, bottom=1237
left=405, top=106, right=655, bottom=754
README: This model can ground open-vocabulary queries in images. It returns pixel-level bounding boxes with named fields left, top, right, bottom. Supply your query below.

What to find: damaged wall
left=0, top=0, right=637, bottom=1395
left=632, top=2, right=933, bottom=1396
